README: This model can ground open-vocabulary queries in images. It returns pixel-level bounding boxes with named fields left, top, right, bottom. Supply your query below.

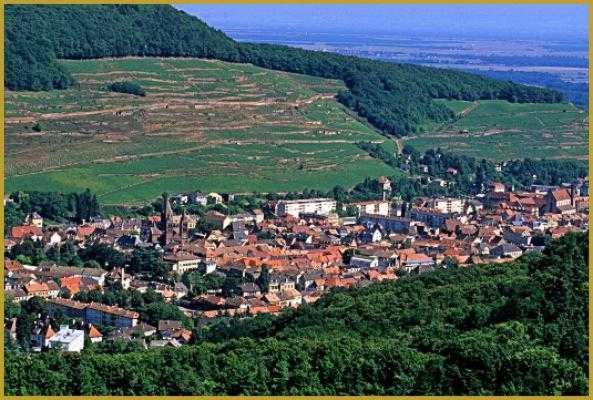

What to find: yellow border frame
left=0, top=1, right=590, bottom=399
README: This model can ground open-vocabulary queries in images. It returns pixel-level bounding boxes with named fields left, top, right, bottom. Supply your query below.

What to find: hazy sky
left=176, top=5, right=588, bottom=40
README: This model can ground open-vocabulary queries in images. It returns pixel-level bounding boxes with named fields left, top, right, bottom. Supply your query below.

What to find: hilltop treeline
left=5, top=233, right=588, bottom=395
left=5, top=5, right=238, bottom=91
left=6, top=5, right=563, bottom=136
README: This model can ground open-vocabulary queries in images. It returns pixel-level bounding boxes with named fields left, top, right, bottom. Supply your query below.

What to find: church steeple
left=180, top=206, right=187, bottom=240
left=161, top=192, right=173, bottom=245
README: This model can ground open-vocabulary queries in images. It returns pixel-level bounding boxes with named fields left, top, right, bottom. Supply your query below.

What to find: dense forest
left=6, top=5, right=563, bottom=136
left=465, top=70, right=588, bottom=108
left=5, top=233, right=588, bottom=395
left=5, top=190, right=100, bottom=232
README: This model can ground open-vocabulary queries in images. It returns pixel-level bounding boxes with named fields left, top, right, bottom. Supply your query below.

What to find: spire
left=161, top=193, right=172, bottom=245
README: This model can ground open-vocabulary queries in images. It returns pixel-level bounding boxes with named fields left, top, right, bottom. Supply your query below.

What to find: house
left=164, top=252, right=201, bottom=274
left=46, top=232, right=63, bottom=246
left=278, top=288, right=302, bottom=308
left=149, top=338, right=182, bottom=348
left=399, top=252, right=434, bottom=272
left=30, top=324, right=55, bottom=350
left=60, top=275, right=101, bottom=296
left=200, top=260, right=217, bottom=275
left=174, top=282, right=189, bottom=299
left=76, top=224, right=96, bottom=238
left=24, top=281, right=60, bottom=298
left=358, top=226, right=383, bottom=244
left=251, top=209, right=265, bottom=224
left=349, top=255, right=379, bottom=270
left=35, top=265, right=108, bottom=287
left=543, top=187, right=576, bottom=215
left=351, top=200, right=390, bottom=217
left=297, top=270, right=324, bottom=291
left=269, top=273, right=296, bottom=293
left=27, top=212, right=44, bottom=228
left=170, top=328, right=193, bottom=344
left=158, top=320, right=183, bottom=333
left=4, top=259, right=23, bottom=277
left=378, top=176, right=392, bottom=192
left=105, top=268, right=132, bottom=290
left=204, top=211, right=231, bottom=230
left=432, top=197, right=464, bottom=214
left=87, top=324, right=103, bottom=343
left=11, top=225, right=43, bottom=241
left=490, top=243, right=523, bottom=259
left=503, top=227, right=532, bottom=247
left=48, top=326, right=85, bottom=352
left=191, top=192, right=208, bottom=206
left=207, top=192, right=224, bottom=205
left=132, top=323, right=158, bottom=338
left=465, top=200, right=483, bottom=215
left=238, top=282, right=261, bottom=298
left=409, top=207, right=448, bottom=229
left=489, top=182, right=505, bottom=193
left=359, top=214, right=411, bottom=234
left=232, top=220, right=248, bottom=241
left=173, top=194, right=189, bottom=204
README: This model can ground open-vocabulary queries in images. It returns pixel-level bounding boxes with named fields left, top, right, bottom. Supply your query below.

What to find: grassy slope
left=404, top=99, right=588, bottom=161
left=5, top=58, right=395, bottom=205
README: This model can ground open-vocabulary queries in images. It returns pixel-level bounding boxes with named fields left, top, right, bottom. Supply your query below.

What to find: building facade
left=275, top=198, right=337, bottom=218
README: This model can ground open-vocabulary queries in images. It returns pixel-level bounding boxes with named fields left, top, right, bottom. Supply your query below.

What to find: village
left=4, top=175, right=589, bottom=352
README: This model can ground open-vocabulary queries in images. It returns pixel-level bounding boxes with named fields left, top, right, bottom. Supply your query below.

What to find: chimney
left=570, top=183, right=576, bottom=207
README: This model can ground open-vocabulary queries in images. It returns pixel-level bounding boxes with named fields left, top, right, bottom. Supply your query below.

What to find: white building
left=29, top=212, right=44, bottom=228
left=351, top=200, right=390, bottom=216
left=191, top=192, right=208, bottom=206
left=432, top=197, right=464, bottom=214
left=48, top=326, right=85, bottom=352
left=164, top=253, right=201, bottom=274
left=275, top=198, right=337, bottom=218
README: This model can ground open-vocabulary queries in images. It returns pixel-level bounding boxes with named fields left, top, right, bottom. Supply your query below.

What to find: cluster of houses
left=4, top=177, right=589, bottom=351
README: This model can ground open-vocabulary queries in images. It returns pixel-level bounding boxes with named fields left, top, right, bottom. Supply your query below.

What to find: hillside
left=5, top=233, right=588, bottom=395
left=5, top=58, right=394, bottom=205
left=6, top=5, right=563, bottom=137
left=405, top=99, right=588, bottom=161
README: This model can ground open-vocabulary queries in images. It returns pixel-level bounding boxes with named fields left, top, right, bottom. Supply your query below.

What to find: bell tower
left=161, top=192, right=173, bottom=245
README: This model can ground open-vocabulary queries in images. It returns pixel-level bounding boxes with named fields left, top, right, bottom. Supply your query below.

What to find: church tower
left=180, top=206, right=187, bottom=241
left=161, top=192, right=173, bottom=245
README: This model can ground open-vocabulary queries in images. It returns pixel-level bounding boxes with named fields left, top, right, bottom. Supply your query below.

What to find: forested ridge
left=5, top=233, right=588, bottom=395
left=6, top=5, right=563, bottom=136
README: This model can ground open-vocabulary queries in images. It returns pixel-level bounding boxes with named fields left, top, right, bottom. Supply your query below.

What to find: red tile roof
left=11, top=225, right=42, bottom=239
left=88, top=324, right=102, bottom=338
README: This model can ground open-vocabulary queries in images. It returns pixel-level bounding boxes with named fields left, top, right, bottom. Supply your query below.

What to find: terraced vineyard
left=404, top=99, right=588, bottom=161
left=5, top=58, right=394, bottom=205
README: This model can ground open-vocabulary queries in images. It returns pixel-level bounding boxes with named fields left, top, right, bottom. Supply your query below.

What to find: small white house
left=48, top=326, right=85, bottom=352
left=192, top=192, right=208, bottom=206
left=48, top=232, right=63, bottom=246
